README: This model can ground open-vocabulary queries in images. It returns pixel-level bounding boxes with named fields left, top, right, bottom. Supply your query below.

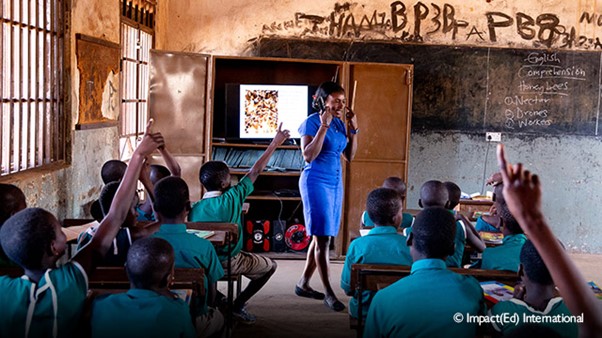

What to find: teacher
left=295, top=81, right=358, bottom=311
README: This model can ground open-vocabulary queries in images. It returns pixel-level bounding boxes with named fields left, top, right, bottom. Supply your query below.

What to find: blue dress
left=298, top=113, right=348, bottom=237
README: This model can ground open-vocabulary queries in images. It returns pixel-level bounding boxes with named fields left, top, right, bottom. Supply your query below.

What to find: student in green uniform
left=444, top=181, right=486, bottom=254
left=91, top=237, right=196, bottom=338
left=490, top=239, right=578, bottom=337
left=360, top=177, right=414, bottom=231
left=0, top=125, right=161, bottom=338
left=341, top=188, right=413, bottom=319
left=0, top=183, right=27, bottom=266
left=364, top=207, right=486, bottom=338
left=188, top=124, right=289, bottom=324
left=479, top=205, right=527, bottom=272
left=151, top=176, right=225, bottom=337
left=90, top=160, right=129, bottom=222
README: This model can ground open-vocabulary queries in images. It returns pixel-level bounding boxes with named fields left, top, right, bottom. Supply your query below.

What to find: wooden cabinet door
left=148, top=50, right=210, bottom=200
left=339, top=63, right=413, bottom=255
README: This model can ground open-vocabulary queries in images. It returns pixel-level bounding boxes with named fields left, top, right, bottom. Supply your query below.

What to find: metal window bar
left=1, top=0, right=64, bottom=176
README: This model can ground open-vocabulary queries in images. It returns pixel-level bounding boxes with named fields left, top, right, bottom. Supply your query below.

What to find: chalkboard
left=256, top=39, right=602, bottom=136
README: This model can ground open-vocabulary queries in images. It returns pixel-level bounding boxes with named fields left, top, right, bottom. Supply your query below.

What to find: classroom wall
left=0, top=0, right=120, bottom=220
left=155, top=0, right=602, bottom=254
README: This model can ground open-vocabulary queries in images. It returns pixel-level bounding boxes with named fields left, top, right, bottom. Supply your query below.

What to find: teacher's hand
left=346, top=106, right=358, bottom=130
left=320, top=107, right=334, bottom=126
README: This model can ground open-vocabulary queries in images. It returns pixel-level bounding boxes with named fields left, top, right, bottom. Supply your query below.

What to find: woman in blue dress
left=295, top=81, right=359, bottom=311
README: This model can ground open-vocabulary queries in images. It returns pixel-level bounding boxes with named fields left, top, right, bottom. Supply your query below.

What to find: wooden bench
left=349, top=263, right=519, bottom=337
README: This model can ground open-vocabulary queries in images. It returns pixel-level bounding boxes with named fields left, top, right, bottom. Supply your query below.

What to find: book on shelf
left=480, top=281, right=514, bottom=304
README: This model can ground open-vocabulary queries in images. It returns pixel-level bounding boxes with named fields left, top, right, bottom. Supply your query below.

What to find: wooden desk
left=457, top=199, right=493, bottom=221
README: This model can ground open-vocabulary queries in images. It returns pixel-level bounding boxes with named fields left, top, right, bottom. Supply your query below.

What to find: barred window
left=119, top=0, right=154, bottom=160
left=1, top=0, right=66, bottom=176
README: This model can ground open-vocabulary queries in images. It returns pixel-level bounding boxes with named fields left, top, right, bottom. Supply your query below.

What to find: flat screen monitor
left=239, top=84, right=309, bottom=139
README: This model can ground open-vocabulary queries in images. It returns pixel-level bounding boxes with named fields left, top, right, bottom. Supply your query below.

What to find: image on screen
left=239, top=84, right=308, bottom=139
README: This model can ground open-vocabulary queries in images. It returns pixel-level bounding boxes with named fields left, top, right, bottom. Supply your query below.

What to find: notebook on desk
left=480, top=281, right=514, bottom=304
left=186, top=229, right=215, bottom=239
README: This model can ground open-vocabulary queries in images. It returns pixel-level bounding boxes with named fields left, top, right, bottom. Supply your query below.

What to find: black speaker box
left=271, top=220, right=286, bottom=252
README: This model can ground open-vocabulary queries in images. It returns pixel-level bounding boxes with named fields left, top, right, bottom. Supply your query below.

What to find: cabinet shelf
left=246, top=195, right=302, bottom=201
left=230, top=169, right=301, bottom=177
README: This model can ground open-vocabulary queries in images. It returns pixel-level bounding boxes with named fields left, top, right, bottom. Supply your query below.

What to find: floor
left=222, top=253, right=601, bottom=338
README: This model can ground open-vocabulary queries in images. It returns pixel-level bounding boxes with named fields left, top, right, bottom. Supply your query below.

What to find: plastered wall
left=157, top=0, right=602, bottom=254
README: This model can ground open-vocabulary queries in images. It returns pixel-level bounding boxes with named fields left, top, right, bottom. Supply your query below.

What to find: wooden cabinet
left=149, top=53, right=413, bottom=256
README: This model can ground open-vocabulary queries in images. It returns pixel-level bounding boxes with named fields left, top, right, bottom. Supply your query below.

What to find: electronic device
left=245, top=220, right=271, bottom=252
left=271, top=220, right=286, bottom=252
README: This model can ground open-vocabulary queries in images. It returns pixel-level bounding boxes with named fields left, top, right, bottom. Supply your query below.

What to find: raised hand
left=320, top=107, right=334, bottom=126
left=345, top=106, right=358, bottom=130
left=136, top=119, right=164, bottom=157
left=272, top=122, right=291, bottom=146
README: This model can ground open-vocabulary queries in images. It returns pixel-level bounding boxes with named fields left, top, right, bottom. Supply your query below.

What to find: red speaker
left=245, top=220, right=271, bottom=252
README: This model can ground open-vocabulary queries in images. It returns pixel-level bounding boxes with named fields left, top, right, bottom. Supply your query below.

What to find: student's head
left=408, top=207, right=456, bottom=260
left=382, top=177, right=407, bottom=202
left=492, top=182, right=505, bottom=208
left=366, top=188, right=403, bottom=227
left=0, top=208, right=67, bottom=269
left=499, top=204, right=523, bottom=235
left=312, top=81, right=346, bottom=118
left=199, top=161, right=230, bottom=192
left=519, top=240, right=553, bottom=286
left=101, top=160, right=127, bottom=184
left=126, top=237, right=175, bottom=290
left=153, top=176, right=190, bottom=220
left=149, top=164, right=171, bottom=185
left=419, top=180, right=450, bottom=209
left=443, top=181, right=461, bottom=210
left=99, top=181, right=139, bottom=227
left=0, top=183, right=27, bottom=226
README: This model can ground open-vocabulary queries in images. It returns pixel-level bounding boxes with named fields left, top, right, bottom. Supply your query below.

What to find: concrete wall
left=156, top=0, right=602, bottom=254
left=0, top=0, right=120, bottom=220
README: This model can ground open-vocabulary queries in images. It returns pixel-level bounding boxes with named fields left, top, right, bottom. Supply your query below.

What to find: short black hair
left=99, top=181, right=121, bottom=217
left=0, top=208, right=57, bottom=270
left=493, top=183, right=505, bottom=205
left=520, top=240, right=553, bottom=285
left=312, top=81, right=345, bottom=112
left=382, top=177, right=407, bottom=199
left=420, top=180, right=449, bottom=208
left=0, top=183, right=27, bottom=226
left=101, top=160, right=127, bottom=184
left=443, top=181, right=461, bottom=210
left=126, top=237, right=174, bottom=289
left=366, top=188, right=402, bottom=227
left=154, top=176, right=190, bottom=219
left=150, top=164, right=171, bottom=185
left=412, top=207, right=456, bottom=259
left=199, top=161, right=230, bottom=191
left=499, top=204, right=523, bottom=234
left=90, top=199, right=104, bottom=223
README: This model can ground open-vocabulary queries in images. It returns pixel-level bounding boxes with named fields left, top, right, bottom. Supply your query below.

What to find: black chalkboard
left=256, top=38, right=602, bottom=136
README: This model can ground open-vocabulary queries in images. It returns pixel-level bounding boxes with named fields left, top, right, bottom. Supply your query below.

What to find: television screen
left=239, top=84, right=309, bottom=139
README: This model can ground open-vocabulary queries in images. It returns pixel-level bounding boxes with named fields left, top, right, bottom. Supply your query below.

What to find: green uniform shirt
left=490, top=297, right=578, bottom=337
left=341, top=226, right=413, bottom=319
left=91, top=288, right=196, bottom=338
left=152, top=223, right=225, bottom=315
left=189, top=176, right=254, bottom=260
left=361, top=211, right=414, bottom=229
left=364, top=258, right=486, bottom=338
left=481, top=234, right=527, bottom=272
left=0, top=262, right=88, bottom=338
left=403, top=221, right=466, bottom=268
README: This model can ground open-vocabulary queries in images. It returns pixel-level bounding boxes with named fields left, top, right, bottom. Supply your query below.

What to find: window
left=1, top=0, right=66, bottom=176
left=119, top=0, right=154, bottom=160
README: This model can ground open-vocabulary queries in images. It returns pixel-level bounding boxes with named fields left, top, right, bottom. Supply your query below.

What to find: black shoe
left=324, top=298, right=346, bottom=312
left=295, top=286, right=326, bottom=300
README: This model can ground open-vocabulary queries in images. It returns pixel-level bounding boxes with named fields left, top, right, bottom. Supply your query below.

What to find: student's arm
left=138, top=160, right=155, bottom=203
left=459, top=213, right=486, bottom=252
left=343, top=106, right=358, bottom=162
left=74, top=123, right=162, bottom=273
left=245, top=123, right=290, bottom=183
left=157, top=134, right=182, bottom=177
left=497, top=144, right=602, bottom=337
left=301, top=109, right=333, bottom=163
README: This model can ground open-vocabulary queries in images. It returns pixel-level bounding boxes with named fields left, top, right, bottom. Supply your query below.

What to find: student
left=136, top=136, right=182, bottom=222
left=90, top=160, right=128, bottom=222
left=497, top=144, right=602, bottom=337
left=360, top=177, right=414, bottom=232
left=489, top=240, right=578, bottom=337
left=91, top=237, right=196, bottom=338
left=188, top=124, right=289, bottom=324
left=341, top=188, right=412, bottom=319
left=0, top=183, right=27, bottom=266
left=151, top=176, right=225, bottom=337
left=404, top=180, right=469, bottom=267
left=364, top=207, right=486, bottom=338
left=479, top=205, right=527, bottom=272
left=0, top=126, right=161, bottom=338
left=444, top=181, right=486, bottom=254
left=475, top=181, right=504, bottom=233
